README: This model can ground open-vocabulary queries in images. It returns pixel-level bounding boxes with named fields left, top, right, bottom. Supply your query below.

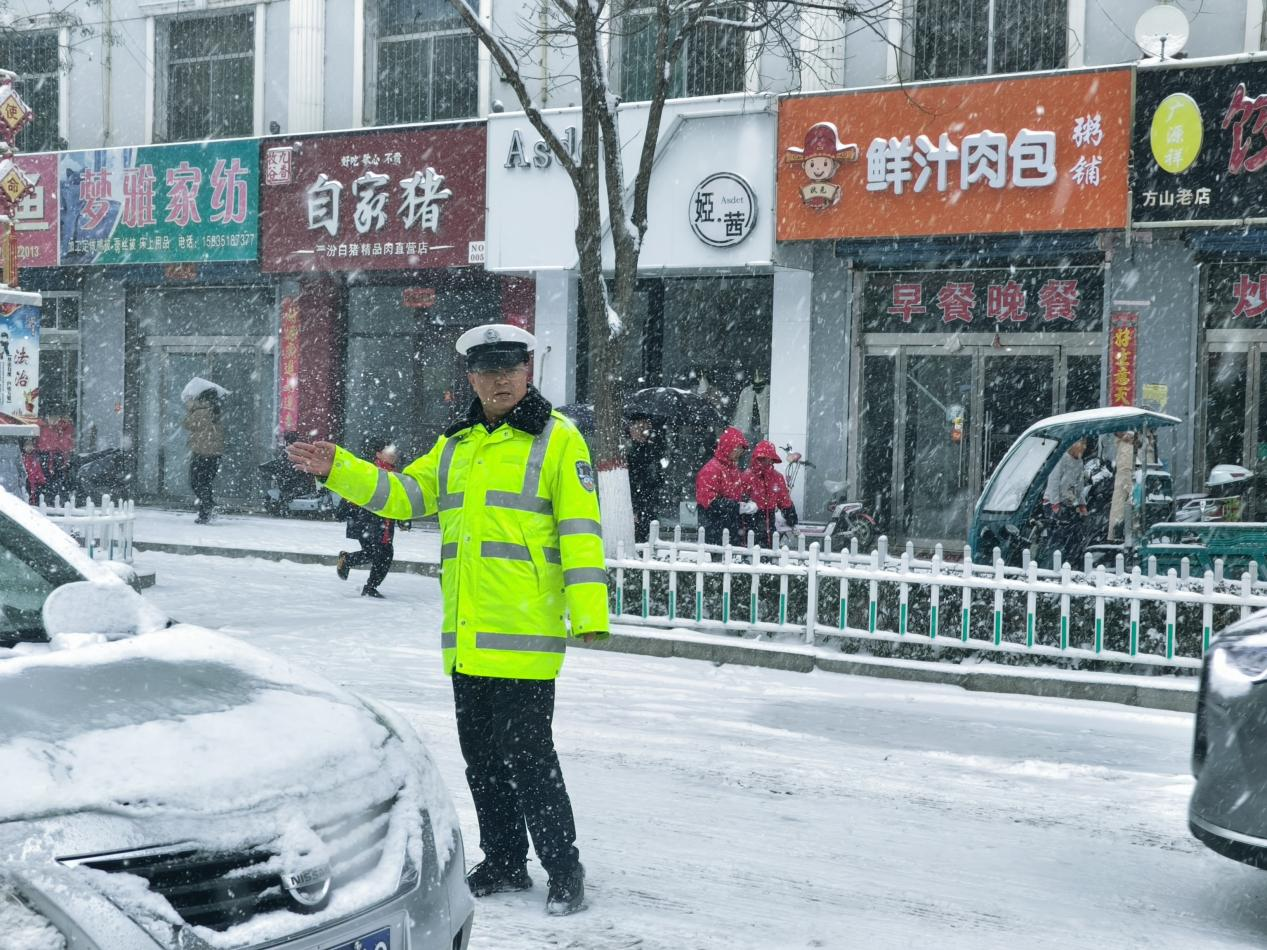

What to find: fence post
left=722, top=534, right=732, bottom=624
left=1165, top=570, right=1178, bottom=660
left=992, top=554, right=1005, bottom=647
left=1129, top=567, right=1141, bottom=657
left=1022, top=546, right=1031, bottom=572
left=1202, top=571, right=1215, bottom=655
left=868, top=549, right=880, bottom=635
left=805, top=544, right=819, bottom=645
left=1083, top=551, right=1094, bottom=576
left=1242, top=571, right=1254, bottom=624
left=1148, top=556, right=1158, bottom=581
left=1053, top=549, right=1062, bottom=573
left=639, top=534, right=653, bottom=619
left=930, top=547, right=942, bottom=639
left=749, top=534, right=760, bottom=623
left=1094, top=564, right=1106, bottom=654
left=667, top=532, right=678, bottom=622
left=839, top=554, right=850, bottom=630
left=961, top=546, right=973, bottom=642
left=905, top=540, right=914, bottom=562
left=1115, top=553, right=1125, bottom=578
left=1180, top=557, right=1190, bottom=582
left=1059, top=563, right=1071, bottom=651
left=650, top=519, right=660, bottom=558
left=695, top=533, right=706, bottom=622
left=877, top=535, right=888, bottom=565
left=615, top=541, right=625, bottom=616
left=1215, top=558, right=1225, bottom=586
left=778, top=548, right=790, bottom=627
left=898, top=551, right=910, bottom=636
left=1025, top=561, right=1037, bottom=649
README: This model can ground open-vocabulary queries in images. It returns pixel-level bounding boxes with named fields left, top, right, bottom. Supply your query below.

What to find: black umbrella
left=623, top=387, right=725, bottom=432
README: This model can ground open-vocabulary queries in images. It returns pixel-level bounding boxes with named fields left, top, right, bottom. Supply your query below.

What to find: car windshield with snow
left=0, top=492, right=472, bottom=950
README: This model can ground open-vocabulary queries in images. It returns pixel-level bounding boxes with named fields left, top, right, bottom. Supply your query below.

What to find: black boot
left=466, top=861, right=532, bottom=897
left=336, top=552, right=349, bottom=581
left=361, top=586, right=384, bottom=598
left=546, top=863, right=585, bottom=916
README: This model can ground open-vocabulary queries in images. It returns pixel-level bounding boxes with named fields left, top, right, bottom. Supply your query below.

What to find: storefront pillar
left=533, top=270, right=577, bottom=407
left=80, top=271, right=126, bottom=451
left=769, top=269, right=812, bottom=510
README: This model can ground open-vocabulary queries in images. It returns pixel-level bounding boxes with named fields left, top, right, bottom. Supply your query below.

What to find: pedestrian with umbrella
left=181, top=377, right=227, bottom=524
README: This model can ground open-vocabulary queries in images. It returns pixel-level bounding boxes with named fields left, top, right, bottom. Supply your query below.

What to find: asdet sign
left=260, top=126, right=486, bottom=273
left=776, top=68, right=1132, bottom=241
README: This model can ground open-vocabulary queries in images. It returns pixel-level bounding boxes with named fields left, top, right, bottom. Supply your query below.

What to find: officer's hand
left=580, top=633, right=597, bottom=644
left=287, top=441, right=337, bottom=479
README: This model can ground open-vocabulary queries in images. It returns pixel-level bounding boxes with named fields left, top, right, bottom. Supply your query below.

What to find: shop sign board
left=689, top=173, right=757, bottom=247
left=59, top=141, right=259, bottom=265
left=1108, top=312, right=1138, bottom=407
left=1202, top=262, right=1267, bottom=328
left=1133, top=61, right=1267, bottom=225
left=777, top=69, right=1132, bottom=241
left=278, top=295, right=300, bottom=433
left=13, top=153, right=57, bottom=269
left=862, top=267, right=1104, bottom=333
left=0, top=304, right=39, bottom=416
left=260, top=126, right=486, bottom=273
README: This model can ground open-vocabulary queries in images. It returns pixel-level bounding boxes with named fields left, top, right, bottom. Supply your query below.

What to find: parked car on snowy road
left=0, top=489, right=472, bottom=950
left=1191, top=611, right=1267, bottom=871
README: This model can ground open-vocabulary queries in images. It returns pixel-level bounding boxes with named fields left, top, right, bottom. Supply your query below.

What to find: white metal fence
left=37, top=495, right=136, bottom=563
left=607, top=523, right=1267, bottom=670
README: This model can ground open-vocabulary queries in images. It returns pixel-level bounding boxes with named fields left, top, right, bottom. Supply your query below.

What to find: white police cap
left=456, top=323, right=537, bottom=371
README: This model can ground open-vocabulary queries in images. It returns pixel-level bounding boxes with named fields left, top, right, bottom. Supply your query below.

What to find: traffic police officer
left=287, top=323, right=608, bottom=916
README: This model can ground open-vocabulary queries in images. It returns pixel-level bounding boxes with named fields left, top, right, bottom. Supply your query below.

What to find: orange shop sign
left=776, top=69, right=1132, bottom=241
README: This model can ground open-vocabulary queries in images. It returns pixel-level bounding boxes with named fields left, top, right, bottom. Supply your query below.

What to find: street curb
left=136, top=541, right=1196, bottom=714
left=579, top=632, right=1197, bottom=714
left=133, top=541, right=442, bottom=578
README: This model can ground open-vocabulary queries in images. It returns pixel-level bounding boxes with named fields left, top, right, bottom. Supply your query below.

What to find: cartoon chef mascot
left=785, top=121, right=858, bottom=212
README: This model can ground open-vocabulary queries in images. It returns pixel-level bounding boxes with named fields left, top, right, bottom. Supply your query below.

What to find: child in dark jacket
left=336, top=438, right=400, bottom=598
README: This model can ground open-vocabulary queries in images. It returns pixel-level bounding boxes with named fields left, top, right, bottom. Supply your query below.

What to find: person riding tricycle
left=969, top=407, right=1180, bottom=568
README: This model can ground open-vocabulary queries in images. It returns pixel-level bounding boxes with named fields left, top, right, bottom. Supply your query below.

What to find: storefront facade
left=1132, top=57, right=1267, bottom=503
left=779, top=69, right=1136, bottom=546
left=260, top=123, right=508, bottom=464
left=485, top=95, right=810, bottom=518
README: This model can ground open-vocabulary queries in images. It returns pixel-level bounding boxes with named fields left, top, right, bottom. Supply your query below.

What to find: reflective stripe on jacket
left=323, top=397, right=609, bottom=680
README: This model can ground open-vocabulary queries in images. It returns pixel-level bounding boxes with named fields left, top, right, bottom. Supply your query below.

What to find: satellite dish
left=1135, top=4, right=1190, bottom=60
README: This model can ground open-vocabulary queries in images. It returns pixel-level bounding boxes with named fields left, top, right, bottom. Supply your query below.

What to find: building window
left=159, top=11, right=255, bottom=142
left=909, top=0, right=1067, bottom=81
left=0, top=31, right=60, bottom=152
left=369, top=0, right=478, bottom=125
left=618, top=3, right=746, bottom=101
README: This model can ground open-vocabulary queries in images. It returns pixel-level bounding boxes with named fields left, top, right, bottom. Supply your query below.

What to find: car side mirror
left=42, top=580, right=169, bottom=640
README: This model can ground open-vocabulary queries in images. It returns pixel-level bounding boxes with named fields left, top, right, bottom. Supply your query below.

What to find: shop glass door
left=902, top=354, right=975, bottom=541
left=981, top=353, right=1057, bottom=485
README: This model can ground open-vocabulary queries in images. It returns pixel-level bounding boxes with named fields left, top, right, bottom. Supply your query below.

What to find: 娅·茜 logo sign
left=689, top=173, right=757, bottom=247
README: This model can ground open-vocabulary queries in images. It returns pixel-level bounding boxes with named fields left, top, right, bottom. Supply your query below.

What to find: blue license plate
left=331, top=927, right=390, bottom=950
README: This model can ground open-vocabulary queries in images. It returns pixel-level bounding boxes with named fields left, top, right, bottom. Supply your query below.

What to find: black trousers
left=345, top=539, right=393, bottom=591
left=452, top=671, right=580, bottom=879
left=190, top=455, right=220, bottom=519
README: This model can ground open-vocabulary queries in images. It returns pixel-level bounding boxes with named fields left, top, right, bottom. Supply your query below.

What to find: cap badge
left=484, top=328, right=500, bottom=343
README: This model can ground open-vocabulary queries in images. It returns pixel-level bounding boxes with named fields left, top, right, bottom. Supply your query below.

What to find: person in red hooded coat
left=695, top=426, right=750, bottom=543
left=744, top=441, right=799, bottom=549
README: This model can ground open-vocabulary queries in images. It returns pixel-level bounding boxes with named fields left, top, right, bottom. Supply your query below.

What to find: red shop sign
left=278, top=295, right=301, bottom=431
left=260, top=126, right=486, bottom=273
left=1108, top=311, right=1138, bottom=407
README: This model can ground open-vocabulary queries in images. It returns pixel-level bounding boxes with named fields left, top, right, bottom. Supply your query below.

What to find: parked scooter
left=778, top=445, right=881, bottom=550
left=259, top=441, right=337, bottom=518
left=67, top=448, right=134, bottom=502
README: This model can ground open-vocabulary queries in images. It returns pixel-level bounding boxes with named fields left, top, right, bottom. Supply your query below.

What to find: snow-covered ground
left=138, top=549, right=1267, bottom=949
left=133, top=507, right=442, bottom=560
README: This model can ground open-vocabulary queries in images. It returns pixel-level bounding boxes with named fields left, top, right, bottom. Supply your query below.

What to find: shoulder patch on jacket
left=576, top=460, right=596, bottom=492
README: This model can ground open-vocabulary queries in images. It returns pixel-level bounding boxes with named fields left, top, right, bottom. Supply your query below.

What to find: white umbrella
left=181, top=377, right=230, bottom=404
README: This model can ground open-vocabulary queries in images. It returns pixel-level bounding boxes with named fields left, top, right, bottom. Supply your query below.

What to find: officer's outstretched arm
left=553, top=424, right=611, bottom=638
left=322, top=442, right=440, bottom=521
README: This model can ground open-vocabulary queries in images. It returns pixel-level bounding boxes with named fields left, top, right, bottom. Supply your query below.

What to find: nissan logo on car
left=282, top=862, right=333, bottom=909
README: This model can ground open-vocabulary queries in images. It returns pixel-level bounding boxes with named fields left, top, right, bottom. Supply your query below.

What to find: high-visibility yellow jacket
left=323, top=388, right=609, bottom=680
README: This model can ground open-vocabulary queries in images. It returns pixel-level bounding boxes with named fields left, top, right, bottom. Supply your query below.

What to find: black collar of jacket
left=445, top=386, right=554, bottom=438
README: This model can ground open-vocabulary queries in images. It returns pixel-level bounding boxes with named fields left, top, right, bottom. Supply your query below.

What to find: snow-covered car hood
left=0, top=622, right=458, bottom=862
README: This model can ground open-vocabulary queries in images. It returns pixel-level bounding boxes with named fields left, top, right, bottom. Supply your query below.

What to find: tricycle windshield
left=982, top=435, right=1060, bottom=513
